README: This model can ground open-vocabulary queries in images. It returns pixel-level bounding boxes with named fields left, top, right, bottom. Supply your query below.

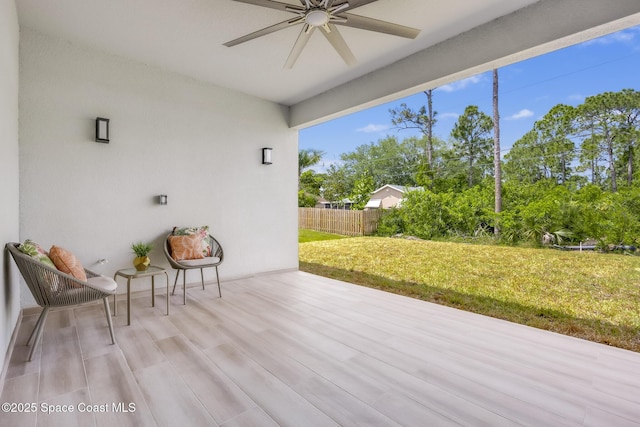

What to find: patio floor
left=1, top=270, right=639, bottom=426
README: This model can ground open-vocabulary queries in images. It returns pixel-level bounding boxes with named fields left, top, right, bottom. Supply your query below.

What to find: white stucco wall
left=0, top=0, right=21, bottom=373
left=19, top=28, right=298, bottom=302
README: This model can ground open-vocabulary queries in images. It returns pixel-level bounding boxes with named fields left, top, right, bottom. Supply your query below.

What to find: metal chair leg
left=103, top=297, right=116, bottom=345
left=27, top=308, right=47, bottom=346
left=28, top=307, right=49, bottom=362
left=183, top=269, right=187, bottom=305
left=216, top=266, right=221, bottom=298
left=171, top=270, right=180, bottom=295
left=200, top=268, right=205, bottom=290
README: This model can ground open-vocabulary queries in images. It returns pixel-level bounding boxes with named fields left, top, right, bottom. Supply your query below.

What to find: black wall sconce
left=95, top=117, right=110, bottom=143
left=262, top=147, right=273, bottom=165
left=158, top=195, right=168, bottom=205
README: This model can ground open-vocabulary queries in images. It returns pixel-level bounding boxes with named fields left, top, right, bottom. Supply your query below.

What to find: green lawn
left=298, top=229, right=349, bottom=243
left=299, top=237, right=640, bottom=352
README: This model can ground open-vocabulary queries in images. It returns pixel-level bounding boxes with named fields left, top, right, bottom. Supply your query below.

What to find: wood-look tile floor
left=1, top=271, right=639, bottom=426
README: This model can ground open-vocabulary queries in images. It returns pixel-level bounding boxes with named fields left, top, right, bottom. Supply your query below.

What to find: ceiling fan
left=224, top=0, right=420, bottom=69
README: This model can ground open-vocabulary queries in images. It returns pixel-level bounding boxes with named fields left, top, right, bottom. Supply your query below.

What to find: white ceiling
left=16, top=0, right=640, bottom=127
left=16, top=0, right=540, bottom=106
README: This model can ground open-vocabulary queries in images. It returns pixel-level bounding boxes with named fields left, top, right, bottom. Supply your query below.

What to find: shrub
left=376, top=208, right=406, bottom=236
left=444, top=184, right=494, bottom=236
left=298, top=191, right=318, bottom=207
left=377, top=180, right=640, bottom=246
left=401, top=189, right=449, bottom=239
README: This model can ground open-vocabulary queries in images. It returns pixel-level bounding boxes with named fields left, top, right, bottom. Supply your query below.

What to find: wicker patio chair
left=6, top=243, right=117, bottom=361
left=163, top=233, right=224, bottom=304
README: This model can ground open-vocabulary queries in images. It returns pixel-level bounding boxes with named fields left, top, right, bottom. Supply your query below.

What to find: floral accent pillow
left=168, top=234, right=205, bottom=261
left=172, top=225, right=211, bottom=257
left=49, top=245, right=87, bottom=283
left=17, top=239, right=56, bottom=269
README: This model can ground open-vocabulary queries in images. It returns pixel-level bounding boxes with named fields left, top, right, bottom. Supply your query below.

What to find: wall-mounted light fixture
left=95, top=117, right=110, bottom=143
left=262, top=147, right=273, bottom=165
left=158, top=195, right=168, bottom=205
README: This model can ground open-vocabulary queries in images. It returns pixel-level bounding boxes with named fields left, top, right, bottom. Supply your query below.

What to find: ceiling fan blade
left=224, top=19, right=299, bottom=47
left=230, top=0, right=304, bottom=13
left=320, top=24, right=356, bottom=66
left=333, top=0, right=379, bottom=13
left=337, top=13, right=420, bottom=39
left=284, top=25, right=315, bottom=69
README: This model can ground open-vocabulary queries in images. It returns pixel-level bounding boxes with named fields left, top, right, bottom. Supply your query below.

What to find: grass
left=298, top=229, right=349, bottom=243
left=299, top=236, right=640, bottom=352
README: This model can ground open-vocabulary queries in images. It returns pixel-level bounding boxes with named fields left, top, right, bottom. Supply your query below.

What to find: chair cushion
left=86, top=276, right=118, bottom=292
left=49, top=245, right=87, bottom=283
left=172, top=225, right=211, bottom=257
left=169, top=234, right=205, bottom=261
left=179, top=257, right=221, bottom=267
left=17, top=240, right=56, bottom=269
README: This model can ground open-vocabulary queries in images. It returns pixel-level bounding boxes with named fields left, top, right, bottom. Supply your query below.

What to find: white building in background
left=365, top=185, right=421, bottom=209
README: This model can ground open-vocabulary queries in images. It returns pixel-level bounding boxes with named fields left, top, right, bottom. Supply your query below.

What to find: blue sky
left=299, top=24, right=640, bottom=172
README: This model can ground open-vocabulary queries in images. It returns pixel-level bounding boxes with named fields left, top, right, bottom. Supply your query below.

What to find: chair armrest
left=7, top=243, right=116, bottom=307
left=85, top=269, right=100, bottom=279
left=83, top=269, right=117, bottom=295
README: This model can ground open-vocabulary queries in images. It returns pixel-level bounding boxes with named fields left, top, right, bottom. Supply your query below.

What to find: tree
left=298, top=149, right=324, bottom=185
left=450, top=105, right=493, bottom=187
left=534, top=104, right=576, bottom=185
left=322, top=164, right=352, bottom=207
left=576, top=92, right=634, bottom=192
left=492, top=69, right=502, bottom=237
left=504, top=130, right=545, bottom=183
left=339, top=136, right=423, bottom=189
left=298, top=191, right=318, bottom=207
left=427, top=89, right=435, bottom=165
left=577, top=132, right=605, bottom=186
left=298, top=149, right=325, bottom=207
left=299, top=169, right=326, bottom=196
left=611, top=89, right=640, bottom=186
left=618, top=125, right=640, bottom=185
left=429, top=145, right=468, bottom=192
left=349, top=172, right=376, bottom=210
left=389, top=90, right=437, bottom=172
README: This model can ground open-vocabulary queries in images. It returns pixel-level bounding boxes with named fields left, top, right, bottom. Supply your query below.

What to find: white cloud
left=505, top=109, right=534, bottom=120
left=582, top=27, right=639, bottom=46
left=356, top=123, right=389, bottom=133
left=436, top=75, right=484, bottom=93
left=438, top=112, right=460, bottom=120
left=568, top=94, right=585, bottom=102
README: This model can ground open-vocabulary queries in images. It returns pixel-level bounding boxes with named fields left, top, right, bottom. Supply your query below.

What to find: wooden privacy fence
left=299, top=208, right=382, bottom=236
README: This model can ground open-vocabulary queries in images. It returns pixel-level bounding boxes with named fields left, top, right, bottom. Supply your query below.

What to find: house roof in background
left=373, top=185, right=421, bottom=194
left=364, top=199, right=382, bottom=209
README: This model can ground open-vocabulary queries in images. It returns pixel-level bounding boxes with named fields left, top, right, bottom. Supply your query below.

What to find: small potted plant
left=131, top=241, right=153, bottom=271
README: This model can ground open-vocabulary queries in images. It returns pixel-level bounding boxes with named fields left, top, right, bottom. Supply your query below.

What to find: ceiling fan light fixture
left=306, top=9, right=329, bottom=27
left=224, top=0, right=420, bottom=68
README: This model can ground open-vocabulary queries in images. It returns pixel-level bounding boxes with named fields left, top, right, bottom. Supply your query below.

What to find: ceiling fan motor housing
left=224, top=0, right=420, bottom=68
left=306, top=9, right=330, bottom=27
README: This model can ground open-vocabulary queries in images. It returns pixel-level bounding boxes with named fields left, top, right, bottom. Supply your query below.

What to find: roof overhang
left=15, top=0, right=640, bottom=128
left=365, top=199, right=382, bottom=209
left=290, top=0, right=640, bottom=128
